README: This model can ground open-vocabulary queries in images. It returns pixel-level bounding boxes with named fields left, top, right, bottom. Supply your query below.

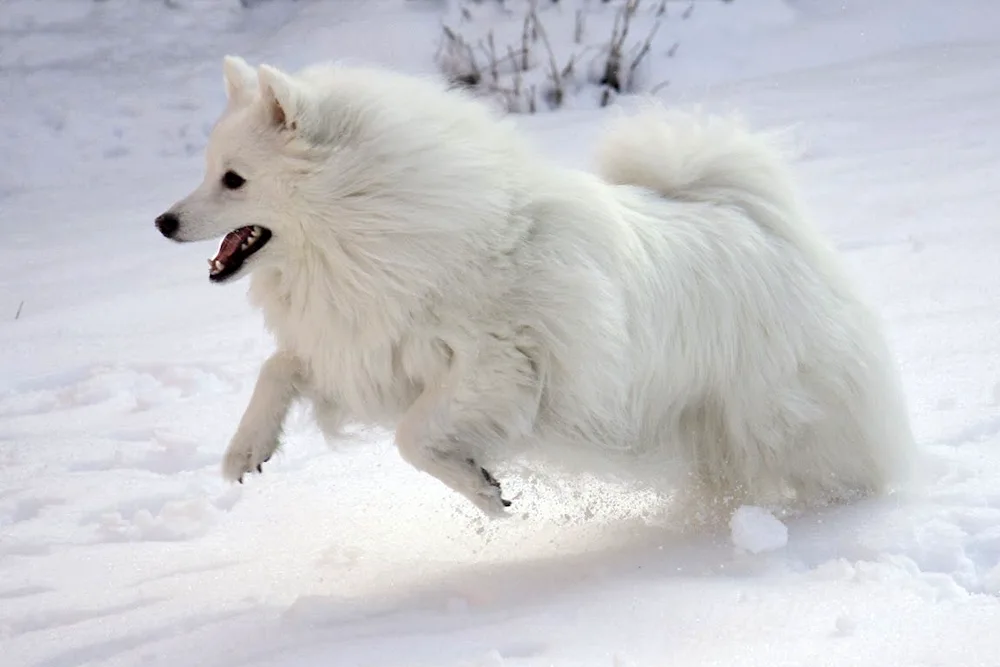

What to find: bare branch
left=528, top=4, right=566, bottom=109
left=627, top=18, right=661, bottom=91
left=574, top=9, right=585, bottom=44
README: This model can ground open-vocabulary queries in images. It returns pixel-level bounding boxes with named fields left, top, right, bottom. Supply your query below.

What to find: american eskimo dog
left=154, top=55, right=913, bottom=518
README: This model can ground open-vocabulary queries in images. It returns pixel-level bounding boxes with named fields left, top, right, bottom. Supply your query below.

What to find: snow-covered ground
left=2, top=1, right=1000, bottom=665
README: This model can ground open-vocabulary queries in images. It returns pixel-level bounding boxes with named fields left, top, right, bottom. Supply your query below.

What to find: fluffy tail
left=595, top=105, right=820, bottom=249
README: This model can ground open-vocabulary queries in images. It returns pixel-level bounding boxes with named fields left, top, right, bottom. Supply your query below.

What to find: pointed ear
left=222, top=55, right=256, bottom=106
left=257, top=64, right=299, bottom=130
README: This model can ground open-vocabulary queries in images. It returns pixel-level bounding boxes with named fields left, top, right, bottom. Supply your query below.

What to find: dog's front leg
left=394, top=339, right=540, bottom=517
left=222, top=350, right=303, bottom=483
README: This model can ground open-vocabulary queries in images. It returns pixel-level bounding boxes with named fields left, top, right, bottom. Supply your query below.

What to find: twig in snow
left=650, top=79, right=670, bottom=95
left=574, top=9, right=586, bottom=44
left=627, top=17, right=662, bottom=87
left=529, top=3, right=566, bottom=109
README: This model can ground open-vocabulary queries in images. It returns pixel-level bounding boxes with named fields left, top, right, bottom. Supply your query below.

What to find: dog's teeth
left=207, top=258, right=215, bottom=268
left=250, top=227, right=261, bottom=238
left=213, top=260, right=224, bottom=272
left=241, top=243, right=249, bottom=250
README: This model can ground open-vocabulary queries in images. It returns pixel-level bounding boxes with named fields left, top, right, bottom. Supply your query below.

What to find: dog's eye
left=222, top=170, right=246, bottom=190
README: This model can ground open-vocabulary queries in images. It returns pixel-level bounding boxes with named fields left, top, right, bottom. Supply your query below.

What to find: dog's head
left=154, top=55, right=340, bottom=284
left=155, top=55, right=526, bottom=289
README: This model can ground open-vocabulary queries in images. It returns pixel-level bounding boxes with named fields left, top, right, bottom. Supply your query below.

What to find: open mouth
left=208, top=225, right=272, bottom=283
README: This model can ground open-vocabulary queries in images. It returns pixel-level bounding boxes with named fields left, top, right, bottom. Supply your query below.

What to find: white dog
left=155, top=55, right=914, bottom=518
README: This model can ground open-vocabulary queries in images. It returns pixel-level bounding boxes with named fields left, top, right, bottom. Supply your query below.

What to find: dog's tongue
left=210, top=227, right=252, bottom=267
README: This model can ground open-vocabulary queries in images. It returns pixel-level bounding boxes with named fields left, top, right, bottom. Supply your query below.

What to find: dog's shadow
left=246, top=489, right=912, bottom=665
left=48, top=486, right=911, bottom=667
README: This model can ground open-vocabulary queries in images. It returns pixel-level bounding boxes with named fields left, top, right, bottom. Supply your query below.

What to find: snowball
left=834, top=614, right=856, bottom=637
left=729, top=505, right=789, bottom=554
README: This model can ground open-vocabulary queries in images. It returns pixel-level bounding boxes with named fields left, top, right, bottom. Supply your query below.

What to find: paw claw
left=479, top=466, right=501, bottom=488
left=474, top=464, right=511, bottom=514
left=221, top=435, right=279, bottom=484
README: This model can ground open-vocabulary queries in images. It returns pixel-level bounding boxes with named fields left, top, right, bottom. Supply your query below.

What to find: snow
left=729, top=506, right=789, bottom=555
left=2, top=0, right=1000, bottom=665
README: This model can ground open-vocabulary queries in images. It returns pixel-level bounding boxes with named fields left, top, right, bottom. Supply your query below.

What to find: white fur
left=158, top=55, right=915, bottom=518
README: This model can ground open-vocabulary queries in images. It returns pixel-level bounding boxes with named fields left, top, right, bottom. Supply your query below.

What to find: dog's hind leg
left=222, top=351, right=303, bottom=483
left=394, top=336, right=541, bottom=517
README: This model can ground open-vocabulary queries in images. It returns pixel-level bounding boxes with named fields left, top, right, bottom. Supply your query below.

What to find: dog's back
left=535, top=106, right=917, bottom=508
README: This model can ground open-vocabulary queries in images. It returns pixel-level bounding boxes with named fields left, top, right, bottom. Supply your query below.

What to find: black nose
left=155, top=212, right=180, bottom=239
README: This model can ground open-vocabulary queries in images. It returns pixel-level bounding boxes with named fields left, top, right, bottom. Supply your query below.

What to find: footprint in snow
left=68, top=430, right=219, bottom=475
left=85, top=488, right=242, bottom=543
left=0, top=363, right=239, bottom=418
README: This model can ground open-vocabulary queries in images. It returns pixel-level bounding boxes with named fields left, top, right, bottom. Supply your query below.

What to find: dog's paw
left=471, top=464, right=512, bottom=518
left=221, top=434, right=277, bottom=484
